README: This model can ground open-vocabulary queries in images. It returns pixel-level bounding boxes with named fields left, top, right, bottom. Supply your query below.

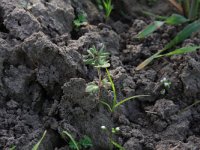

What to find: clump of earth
left=0, top=0, right=200, bottom=150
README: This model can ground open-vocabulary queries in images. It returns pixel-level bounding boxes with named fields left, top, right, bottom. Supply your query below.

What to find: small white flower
left=101, top=126, right=106, bottom=130
left=115, top=127, right=120, bottom=131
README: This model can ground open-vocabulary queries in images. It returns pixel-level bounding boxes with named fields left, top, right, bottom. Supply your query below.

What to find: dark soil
left=0, top=0, right=200, bottom=150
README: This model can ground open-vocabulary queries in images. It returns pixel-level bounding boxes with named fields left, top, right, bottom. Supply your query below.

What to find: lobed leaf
left=86, top=82, right=99, bottom=93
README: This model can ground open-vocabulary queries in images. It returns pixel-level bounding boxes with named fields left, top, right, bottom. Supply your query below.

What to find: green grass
left=136, top=0, right=200, bottom=70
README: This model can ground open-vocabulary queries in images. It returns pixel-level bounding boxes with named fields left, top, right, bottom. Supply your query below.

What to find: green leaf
left=136, top=52, right=159, bottom=70
left=137, top=21, right=164, bottom=38
left=32, top=130, right=47, bottom=150
left=63, top=131, right=79, bottom=150
left=136, top=19, right=200, bottom=70
left=86, top=82, right=99, bottom=93
left=165, top=19, right=200, bottom=50
left=111, top=140, right=125, bottom=150
left=157, top=46, right=200, bottom=57
left=79, top=136, right=93, bottom=148
left=142, top=11, right=168, bottom=20
left=165, top=14, right=189, bottom=25
left=114, top=95, right=149, bottom=109
left=102, top=78, right=111, bottom=89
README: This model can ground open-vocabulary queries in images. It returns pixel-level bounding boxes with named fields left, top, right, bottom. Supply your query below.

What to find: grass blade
left=111, top=140, right=125, bottom=150
left=165, top=19, right=200, bottom=50
left=165, top=14, right=189, bottom=25
left=100, top=100, right=112, bottom=112
left=136, top=51, right=162, bottom=70
left=63, top=131, right=79, bottom=150
left=157, top=46, right=200, bottom=57
left=188, top=0, right=200, bottom=20
left=142, top=11, right=167, bottom=20
left=137, top=21, right=164, bottom=38
left=114, top=95, right=149, bottom=109
left=136, top=20, right=200, bottom=70
left=32, top=130, right=47, bottom=150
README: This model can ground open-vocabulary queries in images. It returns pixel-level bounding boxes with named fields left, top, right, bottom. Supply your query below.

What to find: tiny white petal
left=101, top=126, right=106, bottom=130
left=164, top=82, right=169, bottom=86
left=115, top=127, right=120, bottom=131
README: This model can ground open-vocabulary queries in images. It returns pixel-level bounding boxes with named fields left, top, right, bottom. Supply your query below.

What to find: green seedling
left=84, top=44, right=148, bottom=112
left=101, top=126, right=124, bottom=150
left=102, top=0, right=113, bottom=20
left=62, top=131, right=93, bottom=150
left=136, top=0, right=200, bottom=70
left=84, top=44, right=110, bottom=100
left=73, top=12, right=88, bottom=28
left=160, top=77, right=171, bottom=94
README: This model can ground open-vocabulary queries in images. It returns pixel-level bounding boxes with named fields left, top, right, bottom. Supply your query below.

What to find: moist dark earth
left=0, top=0, right=200, bottom=150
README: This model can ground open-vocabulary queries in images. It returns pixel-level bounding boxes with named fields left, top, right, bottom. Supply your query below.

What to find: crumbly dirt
left=0, top=0, right=200, bottom=150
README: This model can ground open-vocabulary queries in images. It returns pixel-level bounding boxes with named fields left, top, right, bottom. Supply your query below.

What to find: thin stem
left=105, top=68, right=117, bottom=108
left=109, top=132, right=113, bottom=150
left=97, top=68, right=102, bottom=100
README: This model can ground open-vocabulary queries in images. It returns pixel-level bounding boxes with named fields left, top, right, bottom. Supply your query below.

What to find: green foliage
left=136, top=19, right=200, bottom=70
left=137, top=21, right=164, bottom=38
left=73, top=12, right=88, bottom=28
left=137, top=14, right=188, bottom=39
left=78, top=136, right=93, bottom=149
left=32, top=130, right=47, bottom=150
left=83, top=45, right=110, bottom=68
left=111, top=140, right=125, bottom=150
left=63, top=131, right=79, bottom=150
left=102, top=0, right=113, bottom=19
left=169, top=0, right=200, bottom=20
left=63, top=131, right=93, bottom=150
left=136, top=0, right=200, bottom=70
left=156, top=46, right=200, bottom=57
left=84, top=45, right=148, bottom=112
